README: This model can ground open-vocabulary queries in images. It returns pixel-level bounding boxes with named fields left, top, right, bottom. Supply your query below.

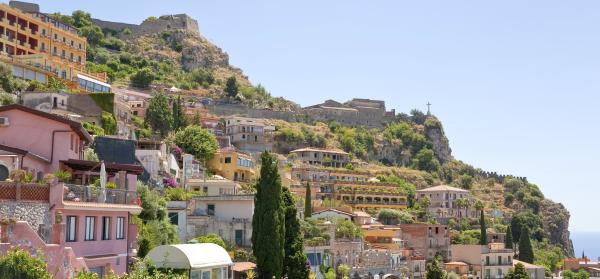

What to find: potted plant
left=53, top=170, right=71, bottom=183
left=8, top=170, right=25, bottom=182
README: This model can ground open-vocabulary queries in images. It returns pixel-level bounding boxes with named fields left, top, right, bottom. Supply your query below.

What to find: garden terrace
left=63, top=184, right=137, bottom=205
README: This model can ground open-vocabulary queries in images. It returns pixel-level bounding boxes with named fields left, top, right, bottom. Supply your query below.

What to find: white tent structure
left=146, top=243, right=233, bottom=279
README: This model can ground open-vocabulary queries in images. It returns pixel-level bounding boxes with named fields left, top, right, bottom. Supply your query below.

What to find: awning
left=146, top=243, right=233, bottom=270
left=77, top=74, right=111, bottom=88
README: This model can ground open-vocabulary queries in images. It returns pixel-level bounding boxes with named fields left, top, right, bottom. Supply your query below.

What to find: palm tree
left=454, top=198, right=465, bottom=231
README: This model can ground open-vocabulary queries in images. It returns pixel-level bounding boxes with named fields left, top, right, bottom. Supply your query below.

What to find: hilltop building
left=304, top=98, right=396, bottom=128
left=1, top=1, right=109, bottom=92
left=416, top=185, right=477, bottom=223
left=225, top=116, right=274, bottom=154
left=289, top=147, right=350, bottom=168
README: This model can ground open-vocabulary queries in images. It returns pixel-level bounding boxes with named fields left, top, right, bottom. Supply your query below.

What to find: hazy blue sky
left=25, top=1, right=600, bottom=231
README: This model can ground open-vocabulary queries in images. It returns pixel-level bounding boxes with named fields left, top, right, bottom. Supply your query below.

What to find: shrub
left=0, top=248, right=52, bottom=279
left=130, top=68, right=156, bottom=88
left=166, top=187, right=191, bottom=201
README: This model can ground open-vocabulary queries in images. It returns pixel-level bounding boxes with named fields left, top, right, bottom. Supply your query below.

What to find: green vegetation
left=506, top=225, right=514, bottom=249
left=83, top=121, right=105, bottom=136
left=171, top=96, right=187, bottom=131
left=0, top=248, right=51, bottom=279
left=195, top=233, right=227, bottom=249
left=505, top=263, right=531, bottom=279
left=136, top=183, right=179, bottom=258
left=452, top=230, right=481, bottom=245
left=165, top=187, right=192, bottom=201
left=282, top=187, right=310, bottom=279
left=88, top=93, right=115, bottom=112
left=304, top=183, right=312, bottom=218
left=480, top=209, right=487, bottom=245
left=562, top=270, right=590, bottom=279
left=334, top=219, right=362, bottom=239
left=101, top=111, right=117, bottom=135
left=378, top=209, right=414, bottom=225
left=518, top=226, right=534, bottom=263
left=145, top=93, right=173, bottom=137
left=252, top=152, right=285, bottom=279
left=174, top=125, right=219, bottom=163
left=426, top=256, right=446, bottom=279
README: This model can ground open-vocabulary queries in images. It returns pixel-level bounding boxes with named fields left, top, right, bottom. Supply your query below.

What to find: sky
left=23, top=1, right=600, bottom=232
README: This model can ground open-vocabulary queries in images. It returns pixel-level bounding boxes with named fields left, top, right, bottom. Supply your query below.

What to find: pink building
left=0, top=104, right=92, bottom=180
left=0, top=104, right=143, bottom=278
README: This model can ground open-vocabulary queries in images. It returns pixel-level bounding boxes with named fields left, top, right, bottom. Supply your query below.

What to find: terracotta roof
left=232, top=262, right=256, bottom=272
left=0, top=104, right=92, bottom=142
left=416, top=185, right=469, bottom=193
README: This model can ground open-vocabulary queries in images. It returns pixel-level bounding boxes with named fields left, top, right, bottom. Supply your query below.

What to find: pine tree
left=479, top=209, right=487, bottom=245
left=304, top=182, right=312, bottom=218
left=252, top=152, right=285, bottom=279
left=518, top=226, right=534, bottom=263
left=172, top=96, right=187, bottom=131
left=282, top=187, right=310, bottom=279
left=505, top=225, right=513, bottom=249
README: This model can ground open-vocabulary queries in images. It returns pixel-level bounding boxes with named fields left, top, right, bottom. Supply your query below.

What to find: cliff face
left=425, top=125, right=453, bottom=164
left=540, top=199, right=575, bottom=257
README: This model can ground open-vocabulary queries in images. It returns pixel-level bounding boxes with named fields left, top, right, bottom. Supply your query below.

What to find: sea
left=571, top=231, right=600, bottom=260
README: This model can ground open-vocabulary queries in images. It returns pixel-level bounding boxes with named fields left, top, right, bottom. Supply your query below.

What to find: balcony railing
left=63, top=184, right=137, bottom=205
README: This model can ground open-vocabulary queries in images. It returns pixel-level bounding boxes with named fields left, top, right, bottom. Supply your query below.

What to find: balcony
left=63, top=184, right=137, bottom=205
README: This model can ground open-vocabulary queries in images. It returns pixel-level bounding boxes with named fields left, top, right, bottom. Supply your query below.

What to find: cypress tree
left=252, top=152, right=285, bottom=279
left=479, top=209, right=487, bottom=245
left=505, top=225, right=513, bottom=249
left=518, top=226, right=534, bottom=263
left=172, top=96, right=187, bottom=131
left=304, top=182, right=312, bottom=218
left=282, top=187, right=310, bottom=279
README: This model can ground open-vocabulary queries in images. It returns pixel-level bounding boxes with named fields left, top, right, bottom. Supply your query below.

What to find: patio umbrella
left=99, top=161, right=107, bottom=203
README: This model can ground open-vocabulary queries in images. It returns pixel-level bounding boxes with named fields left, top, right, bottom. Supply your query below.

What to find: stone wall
left=0, top=201, right=51, bottom=234
left=93, top=13, right=199, bottom=38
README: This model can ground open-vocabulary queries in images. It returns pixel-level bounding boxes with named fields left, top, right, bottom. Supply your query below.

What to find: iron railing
left=63, top=184, right=137, bottom=205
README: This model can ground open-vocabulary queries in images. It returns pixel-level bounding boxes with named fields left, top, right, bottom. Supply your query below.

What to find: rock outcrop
left=540, top=199, right=575, bottom=257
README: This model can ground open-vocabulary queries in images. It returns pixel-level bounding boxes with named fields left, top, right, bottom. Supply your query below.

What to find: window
left=235, top=230, right=243, bottom=246
left=84, top=216, right=95, bottom=241
left=168, top=212, right=179, bottom=225
left=102, top=217, right=110, bottom=240
left=70, top=135, right=74, bottom=150
left=224, top=157, right=232, bottom=164
left=116, top=217, right=125, bottom=239
left=66, top=216, right=76, bottom=242
left=207, top=204, right=215, bottom=216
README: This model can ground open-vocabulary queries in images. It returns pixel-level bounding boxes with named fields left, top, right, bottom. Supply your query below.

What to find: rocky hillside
left=51, top=9, right=573, bottom=257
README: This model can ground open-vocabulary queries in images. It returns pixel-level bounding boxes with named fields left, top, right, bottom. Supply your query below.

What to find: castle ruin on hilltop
left=92, top=14, right=199, bottom=37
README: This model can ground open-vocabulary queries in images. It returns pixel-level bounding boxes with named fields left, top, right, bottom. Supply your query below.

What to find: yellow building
left=208, top=147, right=256, bottom=182
left=0, top=3, right=109, bottom=92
